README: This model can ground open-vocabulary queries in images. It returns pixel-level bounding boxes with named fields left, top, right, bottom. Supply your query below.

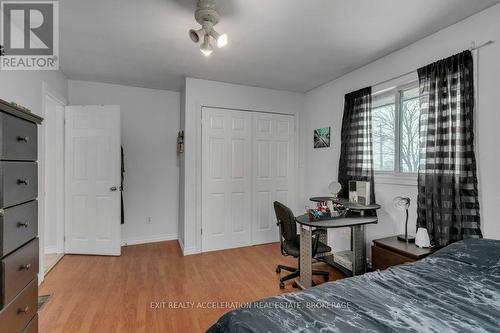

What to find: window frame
left=372, top=81, right=419, bottom=182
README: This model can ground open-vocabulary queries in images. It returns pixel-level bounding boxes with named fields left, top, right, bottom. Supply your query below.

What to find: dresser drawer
left=22, top=314, right=38, bottom=333
left=1, top=239, right=39, bottom=309
left=0, top=162, right=37, bottom=208
left=372, top=245, right=415, bottom=271
left=0, top=279, right=37, bottom=333
left=0, top=113, right=38, bottom=161
left=0, top=201, right=38, bottom=257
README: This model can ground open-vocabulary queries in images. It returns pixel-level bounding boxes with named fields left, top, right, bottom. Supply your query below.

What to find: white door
left=65, top=105, right=121, bottom=256
left=202, top=107, right=252, bottom=252
left=252, top=113, right=295, bottom=245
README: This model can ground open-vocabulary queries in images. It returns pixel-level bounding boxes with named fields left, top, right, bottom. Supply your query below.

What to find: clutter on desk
left=306, top=201, right=347, bottom=221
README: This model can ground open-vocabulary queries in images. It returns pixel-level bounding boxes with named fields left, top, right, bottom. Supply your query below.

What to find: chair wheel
left=276, top=267, right=281, bottom=274
left=279, top=282, right=285, bottom=289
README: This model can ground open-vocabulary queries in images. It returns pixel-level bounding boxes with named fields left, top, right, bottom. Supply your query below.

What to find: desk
left=294, top=214, right=378, bottom=289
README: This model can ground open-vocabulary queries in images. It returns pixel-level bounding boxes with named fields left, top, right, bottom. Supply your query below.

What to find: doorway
left=64, top=105, right=122, bottom=256
left=43, top=93, right=66, bottom=275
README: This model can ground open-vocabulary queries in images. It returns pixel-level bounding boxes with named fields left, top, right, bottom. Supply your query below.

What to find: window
left=372, top=84, right=420, bottom=173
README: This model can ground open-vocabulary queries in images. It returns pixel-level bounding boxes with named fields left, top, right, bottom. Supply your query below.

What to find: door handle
left=17, top=136, right=29, bottom=143
left=17, top=221, right=30, bottom=228
left=18, top=306, right=30, bottom=314
left=17, top=179, right=29, bottom=185
left=19, top=263, right=31, bottom=271
left=110, top=186, right=118, bottom=192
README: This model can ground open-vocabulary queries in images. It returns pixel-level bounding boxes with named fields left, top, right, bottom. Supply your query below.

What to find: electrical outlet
left=147, top=216, right=152, bottom=224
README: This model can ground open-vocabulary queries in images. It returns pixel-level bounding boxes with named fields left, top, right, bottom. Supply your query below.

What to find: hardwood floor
left=39, top=241, right=345, bottom=333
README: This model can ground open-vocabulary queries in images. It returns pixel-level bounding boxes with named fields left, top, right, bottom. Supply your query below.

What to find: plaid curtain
left=338, top=87, right=375, bottom=203
left=417, top=51, right=481, bottom=247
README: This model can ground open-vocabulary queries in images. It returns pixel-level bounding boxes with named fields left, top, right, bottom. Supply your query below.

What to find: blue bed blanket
left=207, top=239, right=500, bottom=333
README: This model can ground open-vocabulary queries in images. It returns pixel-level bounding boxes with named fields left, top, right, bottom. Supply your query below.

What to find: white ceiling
left=60, top=0, right=500, bottom=93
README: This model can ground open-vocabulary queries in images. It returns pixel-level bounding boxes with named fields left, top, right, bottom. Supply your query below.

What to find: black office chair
left=273, top=201, right=330, bottom=289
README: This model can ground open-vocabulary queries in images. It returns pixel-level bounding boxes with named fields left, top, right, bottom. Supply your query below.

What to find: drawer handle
left=17, top=179, right=29, bottom=185
left=19, top=263, right=32, bottom=271
left=17, top=306, right=30, bottom=314
left=17, top=221, right=30, bottom=228
left=17, top=136, right=30, bottom=143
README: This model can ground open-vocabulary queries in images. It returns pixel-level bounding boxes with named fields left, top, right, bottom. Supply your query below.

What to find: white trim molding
left=177, top=237, right=199, bottom=256
left=182, top=246, right=199, bottom=256
left=374, top=172, right=418, bottom=186
left=122, top=233, right=178, bottom=246
left=44, top=246, right=58, bottom=255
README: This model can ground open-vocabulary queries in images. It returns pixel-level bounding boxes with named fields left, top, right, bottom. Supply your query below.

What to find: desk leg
left=351, top=225, right=366, bottom=276
left=315, top=228, right=329, bottom=259
left=296, top=225, right=312, bottom=289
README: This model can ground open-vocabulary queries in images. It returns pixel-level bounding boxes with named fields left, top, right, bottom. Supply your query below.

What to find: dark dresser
left=372, top=236, right=435, bottom=271
left=0, top=99, right=43, bottom=333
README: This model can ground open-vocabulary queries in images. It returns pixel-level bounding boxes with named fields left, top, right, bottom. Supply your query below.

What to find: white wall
left=0, top=71, right=67, bottom=112
left=68, top=80, right=180, bottom=245
left=304, top=3, right=500, bottom=260
left=180, top=77, right=305, bottom=255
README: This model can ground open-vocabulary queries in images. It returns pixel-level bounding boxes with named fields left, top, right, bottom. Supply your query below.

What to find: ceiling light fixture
left=188, top=0, right=228, bottom=56
left=200, top=34, right=214, bottom=57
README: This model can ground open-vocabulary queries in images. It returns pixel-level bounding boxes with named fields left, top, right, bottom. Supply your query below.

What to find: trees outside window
left=372, top=85, right=420, bottom=173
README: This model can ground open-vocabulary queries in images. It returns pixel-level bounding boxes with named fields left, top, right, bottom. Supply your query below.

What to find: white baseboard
left=122, top=233, right=178, bottom=246
left=182, top=247, right=198, bottom=256
left=177, top=238, right=198, bottom=256
left=44, top=246, right=57, bottom=254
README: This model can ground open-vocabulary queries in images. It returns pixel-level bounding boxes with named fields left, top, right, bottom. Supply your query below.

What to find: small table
left=372, top=236, right=436, bottom=271
left=294, top=214, right=378, bottom=289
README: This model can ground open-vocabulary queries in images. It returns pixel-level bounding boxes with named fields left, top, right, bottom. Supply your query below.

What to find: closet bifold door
left=201, top=108, right=295, bottom=252
left=201, top=108, right=253, bottom=252
left=251, top=113, right=294, bottom=246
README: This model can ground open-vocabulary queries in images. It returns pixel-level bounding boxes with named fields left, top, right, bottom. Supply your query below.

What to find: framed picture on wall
left=314, top=127, right=330, bottom=148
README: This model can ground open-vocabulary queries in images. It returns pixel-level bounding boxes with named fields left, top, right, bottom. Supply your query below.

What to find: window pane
left=372, top=102, right=395, bottom=171
left=400, top=86, right=420, bottom=172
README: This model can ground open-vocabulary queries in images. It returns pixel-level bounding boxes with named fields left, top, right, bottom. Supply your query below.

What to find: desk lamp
left=394, top=196, right=415, bottom=243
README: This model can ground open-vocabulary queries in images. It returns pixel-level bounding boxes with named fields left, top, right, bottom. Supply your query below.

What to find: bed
left=207, top=239, right=500, bottom=333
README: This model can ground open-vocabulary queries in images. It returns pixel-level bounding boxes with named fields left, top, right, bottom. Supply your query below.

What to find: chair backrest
left=273, top=201, right=297, bottom=243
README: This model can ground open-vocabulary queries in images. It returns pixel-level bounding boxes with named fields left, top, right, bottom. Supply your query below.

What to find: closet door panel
left=202, top=108, right=252, bottom=252
left=252, top=113, right=294, bottom=245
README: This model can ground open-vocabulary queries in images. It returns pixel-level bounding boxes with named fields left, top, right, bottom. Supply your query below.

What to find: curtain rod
left=372, top=40, right=495, bottom=89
